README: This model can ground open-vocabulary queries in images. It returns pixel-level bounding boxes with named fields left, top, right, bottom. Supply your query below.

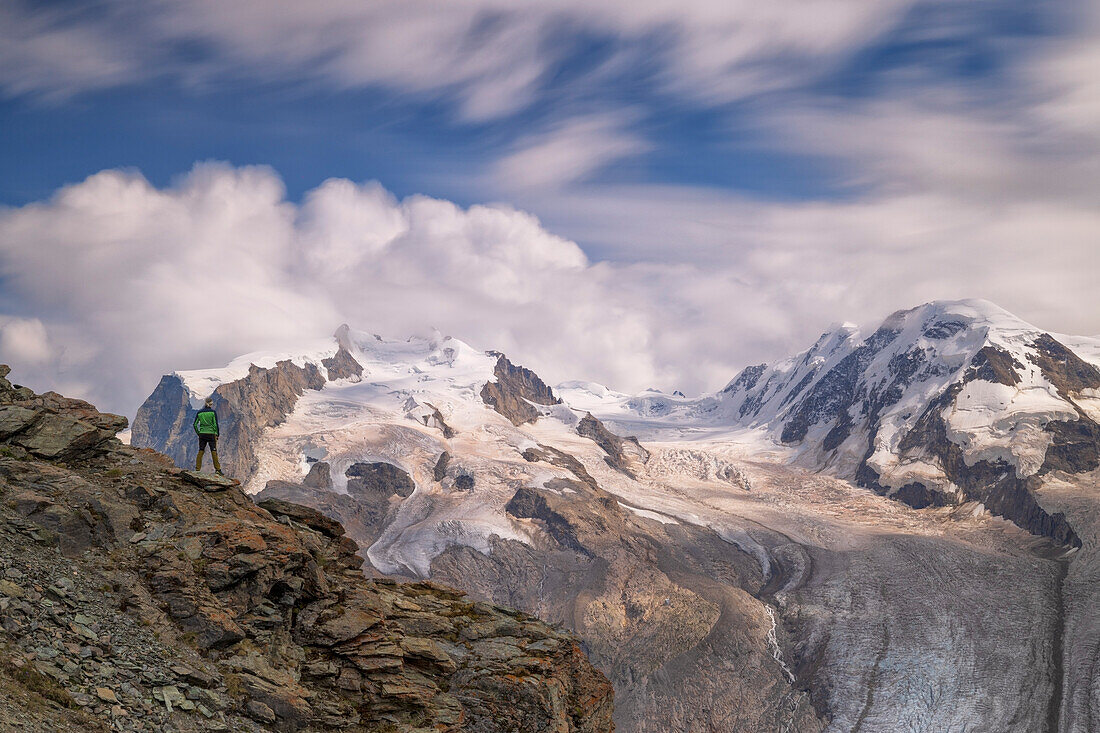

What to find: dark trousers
left=196, top=435, right=221, bottom=471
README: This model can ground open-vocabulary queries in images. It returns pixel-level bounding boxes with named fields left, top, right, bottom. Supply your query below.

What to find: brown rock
left=245, top=699, right=276, bottom=724
left=480, top=353, right=560, bottom=425
left=95, top=687, right=118, bottom=704
left=0, top=366, right=616, bottom=733
left=258, top=498, right=345, bottom=539
left=180, top=470, right=238, bottom=491
left=0, top=405, right=41, bottom=439
left=321, top=345, right=363, bottom=382
left=13, top=413, right=103, bottom=458
left=313, top=607, right=382, bottom=645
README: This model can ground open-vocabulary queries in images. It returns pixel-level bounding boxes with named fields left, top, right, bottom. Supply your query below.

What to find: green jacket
left=193, top=406, right=219, bottom=436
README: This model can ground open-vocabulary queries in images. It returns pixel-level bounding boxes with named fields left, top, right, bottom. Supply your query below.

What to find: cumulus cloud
left=0, top=316, right=53, bottom=365
left=0, top=164, right=688, bottom=414
left=2, top=163, right=1097, bottom=419
left=0, top=164, right=336, bottom=411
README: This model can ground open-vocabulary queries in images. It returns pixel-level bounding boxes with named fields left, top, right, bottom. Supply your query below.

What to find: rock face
left=480, top=354, right=561, bottom=425
left=0, top=366, right=614, bottom=732
left=255, top=476, right=390, bottom=558
left=129, top=373, right=193, bottom=467
left=322, top=347, right=364, bottom=382
left=0, top=366, right=128, bottom=463
left=132, top=360, right=326, bottom=480
left=345, top=462, right=417, bottom=499
left=576, top=413, right=648, bottom=477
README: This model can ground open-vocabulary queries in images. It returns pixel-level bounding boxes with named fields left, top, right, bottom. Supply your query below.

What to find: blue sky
left=1, top=0, right=1063, bottom=207
left=1, top=0, right=1098, bottom=413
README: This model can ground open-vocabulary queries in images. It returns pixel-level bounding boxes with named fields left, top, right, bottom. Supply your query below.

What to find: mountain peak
left=690, top=299, right=1099, bottom=545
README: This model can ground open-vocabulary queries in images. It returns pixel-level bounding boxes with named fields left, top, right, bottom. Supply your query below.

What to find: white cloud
left=0, top=3, right=144, bottom=99
left=3, top=3, right=1100, bottom=418
left=0, top=164, right=668, bottom=414
left=494, top=113, right=652, bottom=191
left=0, top=0, right=916, bottom=114
left=0, top=164, right=336, bottom=412
left=0, top=316, right=52, bottom=365
left=2, top=163, right=1097, bottom=420
left=490, top=180, right=1100, bottom=338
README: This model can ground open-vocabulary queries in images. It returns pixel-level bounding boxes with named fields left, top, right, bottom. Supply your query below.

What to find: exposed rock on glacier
left=322, top=346, right=364, bottom=382
left=480, top=353, right=561, bottom=425
left=576, top=412, right=648, bottom=477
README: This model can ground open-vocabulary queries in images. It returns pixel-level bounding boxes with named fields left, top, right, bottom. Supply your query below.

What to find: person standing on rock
left=193, top=397, right=223, bottom=475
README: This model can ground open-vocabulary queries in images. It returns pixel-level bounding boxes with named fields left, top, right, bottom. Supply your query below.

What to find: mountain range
left=131, top=299, right=1100, bottom=732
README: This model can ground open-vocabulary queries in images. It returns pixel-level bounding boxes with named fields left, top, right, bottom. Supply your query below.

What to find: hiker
left=193, top=397, right=223, bottom=475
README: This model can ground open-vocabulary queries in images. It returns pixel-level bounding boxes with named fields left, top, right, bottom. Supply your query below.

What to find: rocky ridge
left=480, top=354, right=561, bottom=426
left=0, top=365, right=614, bottom=732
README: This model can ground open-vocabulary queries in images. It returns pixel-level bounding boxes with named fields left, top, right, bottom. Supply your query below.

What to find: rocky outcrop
left=128, top=374, right=193, bottom=464
left=505, top=486, right=594, bottom=558
left=863, top=347, right=1084, bottom=547
left=480, top=354, right=560, bottom=426
left=303, top=461, right=332, bottom=490
left=321, top=347, right=363, bottom=382
left=427, top=404, right=457, bottom=439
left=132, top=360, right=326, bottom=481
left=779, top=323, right=901, bottom=445
left=1030, top=334, right=1100, bottom=395
left=0, top=367, right=128, bottom=463
left=345, top=462, right=416, bottom=499
left=433, top=452, right=451, bottom=482
left=0, top=367, right=614, bottom=732
left=576, top=413, right=648, bottom=477
left=1029, top=335, right=1100, bottom=475
left=721, top=363, right=767, bottom=396
left=255, top=479, right=389, bottom=558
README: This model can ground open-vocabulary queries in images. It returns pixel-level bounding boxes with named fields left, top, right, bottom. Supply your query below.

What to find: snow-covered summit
left=711, top=298, right=1099, bottom=474
left=172, top=326, right=498, bottom=405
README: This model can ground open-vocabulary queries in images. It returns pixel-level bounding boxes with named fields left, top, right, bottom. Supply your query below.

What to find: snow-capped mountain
left=132, top=324, right=573, bottom=575
left=130, top=300, right=1100, bottom=733
left=574, top=299, right=1100, bottom=546
left=715, top=300, right=1099, bottom=484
